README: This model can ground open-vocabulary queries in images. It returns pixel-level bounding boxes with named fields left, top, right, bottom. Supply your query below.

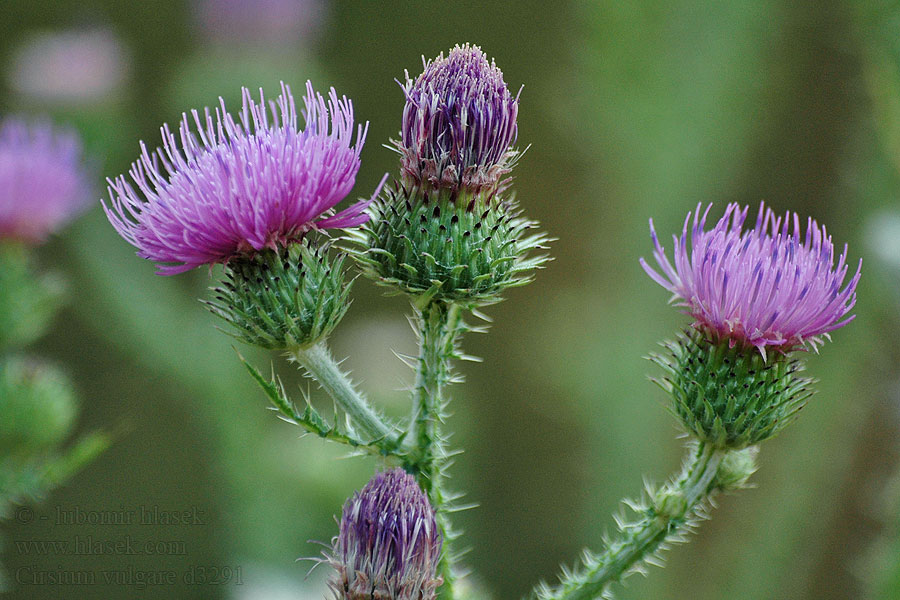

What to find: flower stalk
left=537, top=442, right=727, bottom=600
left=408, top=300, right=464, bottom=600
left=289, top=342, right=395, bottom=445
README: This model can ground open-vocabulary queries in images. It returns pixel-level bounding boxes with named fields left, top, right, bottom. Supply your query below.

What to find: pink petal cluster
left=0, top=118, right=92, bottom=243
left=105, top=81, right=380, bottom=275
left=641, top=202, right=861, bottom=357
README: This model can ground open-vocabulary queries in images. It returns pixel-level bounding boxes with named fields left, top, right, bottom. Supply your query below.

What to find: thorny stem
left=291, top=342, right=395, bottom=445
left=409, top=301, right=464, bottom=600
left=539, top=442, right=725, bottom=600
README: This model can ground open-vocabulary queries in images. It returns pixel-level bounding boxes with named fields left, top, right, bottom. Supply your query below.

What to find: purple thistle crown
left=0, top=118, right=92, bottom=243
left=329, top=468, right=442, bottom=600
left=105, top=81, right=380, bottom=275
left=641, top=202, right=860, bottom=358
left=396, top=43, right=519, bottom=196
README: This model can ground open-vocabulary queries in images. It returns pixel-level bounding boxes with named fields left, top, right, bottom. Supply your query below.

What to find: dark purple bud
left=329, top=468, right=442, bottom=600
left=397, top=43, right=520, bottom=196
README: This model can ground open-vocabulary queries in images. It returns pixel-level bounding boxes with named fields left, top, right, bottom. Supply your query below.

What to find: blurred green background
left=2, top=1, right=900, bottom=599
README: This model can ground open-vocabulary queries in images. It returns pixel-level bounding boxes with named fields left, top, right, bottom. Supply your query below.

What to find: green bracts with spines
left=651, top=330, right=815, bottom=449
left=350, top=182, right=550, bottom=304
left=206, top=240, right=352, bottom=350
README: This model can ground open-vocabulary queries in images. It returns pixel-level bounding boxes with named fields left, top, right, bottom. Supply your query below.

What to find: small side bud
left=0, top=356, right=77, bottom=457
left=714, top=447, right=758, bottom=492
left=651, top=330, right=815, bottom=449
left=328, top=468, right=443, bottom=600
left=653, top=488, right=688, bottom=518
left=206, top=240, right=351, bottom=350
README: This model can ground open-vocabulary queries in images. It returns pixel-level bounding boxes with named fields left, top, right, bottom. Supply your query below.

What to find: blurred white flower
left=9, top=29, right=129, bottom=103
left=194, top=0, right=326, bottom=46
left=866, top=209, right=900, bottom=270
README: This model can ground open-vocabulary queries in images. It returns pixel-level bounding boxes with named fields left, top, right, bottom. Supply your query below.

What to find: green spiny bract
left=651, top=331, right=815, bottom=449
left=0, top=356, right=77, bottom=458
left=349, top=182, right=550, bottom=305
left=205, top=240, right=352, bottom=350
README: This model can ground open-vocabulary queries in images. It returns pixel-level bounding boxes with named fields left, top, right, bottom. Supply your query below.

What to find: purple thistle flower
left=329, top=468, right=442, bottom=600
left=641, top=202, right=861, bottom=358
left=397, top=43, right=519, bottom=195
left=0, top=118, right=92, bottom=243
left=105, top=81, right=381, bottom=275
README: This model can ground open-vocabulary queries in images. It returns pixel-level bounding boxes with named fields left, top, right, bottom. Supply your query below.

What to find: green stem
left=409, top=301, right=463, bottom=600
left=539, top=442, right=725, bottom=600
left=291, top=342, right=394, bottom=444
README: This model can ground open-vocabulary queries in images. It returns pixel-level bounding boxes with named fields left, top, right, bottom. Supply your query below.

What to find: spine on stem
left=290, top=342, right=395, bottom=445
left=536, top=443, right=731, bottom=600
left=410, top=301, right=464, bottom=600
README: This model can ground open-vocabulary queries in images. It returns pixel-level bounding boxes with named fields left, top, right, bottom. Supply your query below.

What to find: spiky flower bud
left=328, top=468, right=442, bottom=600
left=396, top=44, right=519, bottom=196
left=354, top=45, right=549, bottom=304
left=205, top=239, right=350, bottom=350
left=714, top=447, right=758, bottom=492
left=0, top=357, right=77, bottom=457
left=643, top=203, right=860, bottom=448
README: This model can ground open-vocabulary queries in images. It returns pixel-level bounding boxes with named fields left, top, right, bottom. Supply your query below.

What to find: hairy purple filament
left=398, top=44, right=519, bottom=195
left=105, top=81, right=381, bottom=274
left=641, top=202, right=860, bottom=357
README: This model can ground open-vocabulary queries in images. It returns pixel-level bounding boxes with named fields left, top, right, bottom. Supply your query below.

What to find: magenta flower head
left=644, top=203, right=862, bottom=448
left=397, top=43, right=519, bottom=196
left=641, top=202, right=861, bottom=358
left=0, top=118, right=92, bottom=243
left=328, top=468, right=443, bottom=600
left=104, top=81, right=379, bottom=275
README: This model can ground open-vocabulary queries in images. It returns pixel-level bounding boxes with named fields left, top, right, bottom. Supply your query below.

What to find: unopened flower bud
left=0, top=357, right=77, bottom=457
left=396, top=44, right=519, bottom=196
left=328, top=468, right=443, bottom=600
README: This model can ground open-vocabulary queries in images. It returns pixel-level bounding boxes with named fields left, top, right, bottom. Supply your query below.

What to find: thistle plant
left=103, top=43, right=861, bottom=600
left=535, top=202, right=860, bottom=599
left=0, top=117, right=108, bottom=587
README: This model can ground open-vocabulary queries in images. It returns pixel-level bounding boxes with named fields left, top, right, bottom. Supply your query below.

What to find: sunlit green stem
left=539, top=442, right=726, bottom=600
left=409, top=301, right=464, bottom=600
left=290, top=342, right=394, bottom=444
